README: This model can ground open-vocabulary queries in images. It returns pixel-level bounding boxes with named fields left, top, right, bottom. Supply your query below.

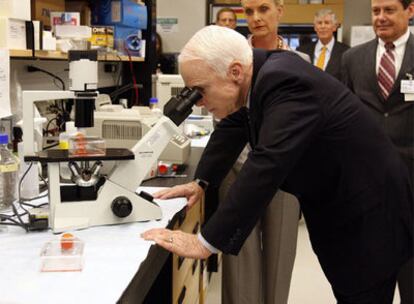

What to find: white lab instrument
left=22, top=50, right=202, bottom=233
left=89, top=104, right=191, bottom=164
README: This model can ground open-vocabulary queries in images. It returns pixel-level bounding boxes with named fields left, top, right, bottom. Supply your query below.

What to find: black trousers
left=397, top=258, right=414, bottom=304
left=333, top=273, right=398, bottom=304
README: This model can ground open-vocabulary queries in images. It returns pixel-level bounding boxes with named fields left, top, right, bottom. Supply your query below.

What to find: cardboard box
left=65, top=1, right=91, bottom=26
left=89, top=26, right=114, bottom=51
left=49, top=12, right=80, bottom=33
left=0, top=0, right=31, bottom=21
left=92, top=0, right=147, bottom=29
left=0, top=17, right=26, bottom=49
left=31, top=0, right=65, bottom=28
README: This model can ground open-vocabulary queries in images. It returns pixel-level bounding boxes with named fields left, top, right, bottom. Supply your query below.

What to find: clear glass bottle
left=0, top=134, right=19, bottom=211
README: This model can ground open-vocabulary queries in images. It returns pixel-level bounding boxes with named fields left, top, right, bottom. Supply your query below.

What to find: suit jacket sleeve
left=194, top=108, right=249, bottom=187
left=340, top=49, right=354, bottom=91
left=201, top=63, right=324, bottom=254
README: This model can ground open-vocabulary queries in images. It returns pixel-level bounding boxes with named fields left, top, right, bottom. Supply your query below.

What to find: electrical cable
left=0, top=161, right=50, bottom=231
left=43, top=142, right=59, bottom=150
left=27, top=65, right=66, bottom=91
left=124, top=47, right=139, bottom=105
left=45, top=117, right=58, bottom=135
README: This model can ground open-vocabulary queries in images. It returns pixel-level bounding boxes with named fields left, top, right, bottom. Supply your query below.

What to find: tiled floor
left=206, top=220, right=400, bottom=304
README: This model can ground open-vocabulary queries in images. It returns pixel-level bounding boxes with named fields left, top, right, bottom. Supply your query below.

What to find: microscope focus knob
left=111, top=196, right=133, bottom=218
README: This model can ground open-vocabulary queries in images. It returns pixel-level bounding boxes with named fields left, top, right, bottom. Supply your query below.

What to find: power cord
left=0, top=161, right=50, bottom=231
left=27, top=65, right=66, bottom=91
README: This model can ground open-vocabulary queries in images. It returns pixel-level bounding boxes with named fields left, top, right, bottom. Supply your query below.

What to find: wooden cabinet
left=283, top=3, right=344, bottom=24
left=172, top=196, right=204, bottom=304
left=209, top=0, right=344, bottom=25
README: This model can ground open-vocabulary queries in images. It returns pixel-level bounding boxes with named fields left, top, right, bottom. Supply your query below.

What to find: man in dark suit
left=297, top=9, right=349, bottom=80
left=142, top=25, right=413, bottom=303
left=342, top=0, right=414, bottom=302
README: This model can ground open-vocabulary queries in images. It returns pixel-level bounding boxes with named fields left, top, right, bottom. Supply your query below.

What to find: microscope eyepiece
left=163, top=87, right=202, bottom=126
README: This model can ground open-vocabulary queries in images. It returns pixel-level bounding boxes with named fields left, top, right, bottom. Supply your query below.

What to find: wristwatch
left=194, top=178, right=209, bottom=191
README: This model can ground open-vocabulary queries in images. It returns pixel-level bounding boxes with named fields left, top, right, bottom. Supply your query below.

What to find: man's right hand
left=153, top=181, right=204, bottom=208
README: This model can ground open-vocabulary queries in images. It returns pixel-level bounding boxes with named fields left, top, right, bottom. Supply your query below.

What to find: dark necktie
left=377, top=42, right=396, bottom=100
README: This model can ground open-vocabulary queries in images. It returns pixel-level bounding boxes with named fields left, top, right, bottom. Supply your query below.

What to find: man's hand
left=153, top=182, right=204, bottom=208
left=141, top=228, right=212, bottom=259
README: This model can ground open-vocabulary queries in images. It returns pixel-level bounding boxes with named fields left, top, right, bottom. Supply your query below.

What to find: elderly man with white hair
left=142, top=25, right=413, bottom=304
left=297, top=8, right=349, bottom=80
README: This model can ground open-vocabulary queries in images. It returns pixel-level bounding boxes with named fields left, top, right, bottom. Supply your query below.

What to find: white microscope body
left=23, top=50, right=201, bottom=233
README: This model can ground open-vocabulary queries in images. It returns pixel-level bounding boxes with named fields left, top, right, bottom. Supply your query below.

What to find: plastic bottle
left=59, top=121, right=80, bottom=149
left=149, top=97, right=163, bottom=118
left=59, top=122, right=78, bottom=180
left=0, top=134, right=19, bottom=211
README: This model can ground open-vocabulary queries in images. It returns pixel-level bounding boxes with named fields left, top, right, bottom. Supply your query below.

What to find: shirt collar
left=378, top=29, right=410, bottom=48
left=316, top=37, right=335, bottom=52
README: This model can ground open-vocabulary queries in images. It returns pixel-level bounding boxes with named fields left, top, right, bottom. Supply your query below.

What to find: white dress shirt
left=376, top=29, right=410, bottom=77
left=313, top=38, right=335, bottom=70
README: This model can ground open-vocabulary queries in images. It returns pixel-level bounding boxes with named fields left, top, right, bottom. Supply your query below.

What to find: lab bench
left=0, top=145, right=213, bottom=304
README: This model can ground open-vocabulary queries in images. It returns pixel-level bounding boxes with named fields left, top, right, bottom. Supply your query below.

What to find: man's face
left=217, top=11, right=237, bottom=29
left=371, top=0, right=414, bottom=43
left=180, top=60, right=242, bottom=119
left=242, top=0, right=283, bottom=38
left=314, top=14, right=337, bottom=44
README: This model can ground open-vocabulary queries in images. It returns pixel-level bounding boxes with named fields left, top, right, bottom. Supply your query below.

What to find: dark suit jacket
left=342, top=34, right=414, bottom=182
left=297, top=39, right=349, bottom=80
left=195, top=49, right=413, bottom=294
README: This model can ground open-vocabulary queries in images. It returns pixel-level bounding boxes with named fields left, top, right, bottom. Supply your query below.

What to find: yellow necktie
left=316, top=46, right=327, bottom=70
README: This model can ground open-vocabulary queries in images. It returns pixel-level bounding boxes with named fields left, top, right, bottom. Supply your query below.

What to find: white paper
left=157, top=17, right=179, bottom=33
left=0, top=48, right=11, bottom=118
left=350, top=26, right=376, bottom=47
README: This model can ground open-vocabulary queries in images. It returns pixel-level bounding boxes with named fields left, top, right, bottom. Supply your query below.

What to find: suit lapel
left=309, top=42, right=316, bottom=64
left=249, top=49, right=274, bottom=147
left=365, top=39, right=387, bottom=106
left=326, top=41, right=337, bottom=74
left=389, top=34, right=414, bottom=100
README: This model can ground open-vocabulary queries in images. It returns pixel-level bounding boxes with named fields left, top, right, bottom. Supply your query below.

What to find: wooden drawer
left=174, top=201, right=201, bottom=233
left=174, top=259, right=201, bottom=304
left=173, top=220, right=200, bottom=302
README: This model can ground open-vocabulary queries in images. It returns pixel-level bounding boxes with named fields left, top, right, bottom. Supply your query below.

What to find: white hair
left=314, top=9, right=338, bottom=24
left=179, top=25, right=253, bottom=78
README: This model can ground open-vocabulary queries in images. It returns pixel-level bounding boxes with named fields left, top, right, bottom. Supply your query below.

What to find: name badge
left=401, top=80, right=414, bottom=93
left=404, top=93, right=414, bottom=102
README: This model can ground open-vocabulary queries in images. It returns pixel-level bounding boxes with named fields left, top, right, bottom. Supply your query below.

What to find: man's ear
left=227, top=61, right=243, bottom=82
left=408, top=2, right=414, bottom=19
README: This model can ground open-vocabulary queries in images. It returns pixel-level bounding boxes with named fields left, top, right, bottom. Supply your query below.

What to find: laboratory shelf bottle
left=0, top=134, right=19, bottom=211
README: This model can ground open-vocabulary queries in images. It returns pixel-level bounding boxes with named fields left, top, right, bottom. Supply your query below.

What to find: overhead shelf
left=9, top=50, right=145, bottom=62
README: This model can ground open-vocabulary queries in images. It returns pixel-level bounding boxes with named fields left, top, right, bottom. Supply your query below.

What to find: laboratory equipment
left=89, top=104, right=191, bottom=165
left=22, top=52, right=202, bottom=232
left=40, top=233, right=84, bottom=272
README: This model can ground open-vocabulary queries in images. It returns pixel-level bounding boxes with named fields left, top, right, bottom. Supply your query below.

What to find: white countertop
left=0, top=187, right=186, bottom=304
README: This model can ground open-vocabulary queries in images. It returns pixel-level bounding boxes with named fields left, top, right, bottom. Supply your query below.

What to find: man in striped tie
left=341, top=0, right=414, bottom=303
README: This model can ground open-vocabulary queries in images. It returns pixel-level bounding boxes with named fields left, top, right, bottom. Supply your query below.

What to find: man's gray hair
left=179, top=25, right=253, bottom=78
left=314, top=8, right=338, bottom=24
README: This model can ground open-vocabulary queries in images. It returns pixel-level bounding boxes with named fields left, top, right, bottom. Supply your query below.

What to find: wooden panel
left=10, top=49, right=32, bottom=57
left=324, top=0, right=343, bottom=4
left=282, top=4, right=344, bottom=24
left=213, top=0, right=240, bottom=4
left=9, top=49, right=144, bottom=62
left=173, top=260, right=200, bottom=304
left=173, top=199, right=202, bottom=304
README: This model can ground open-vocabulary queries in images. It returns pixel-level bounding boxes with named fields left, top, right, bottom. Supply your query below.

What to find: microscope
left=23, top=50, right=202, bottom=233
